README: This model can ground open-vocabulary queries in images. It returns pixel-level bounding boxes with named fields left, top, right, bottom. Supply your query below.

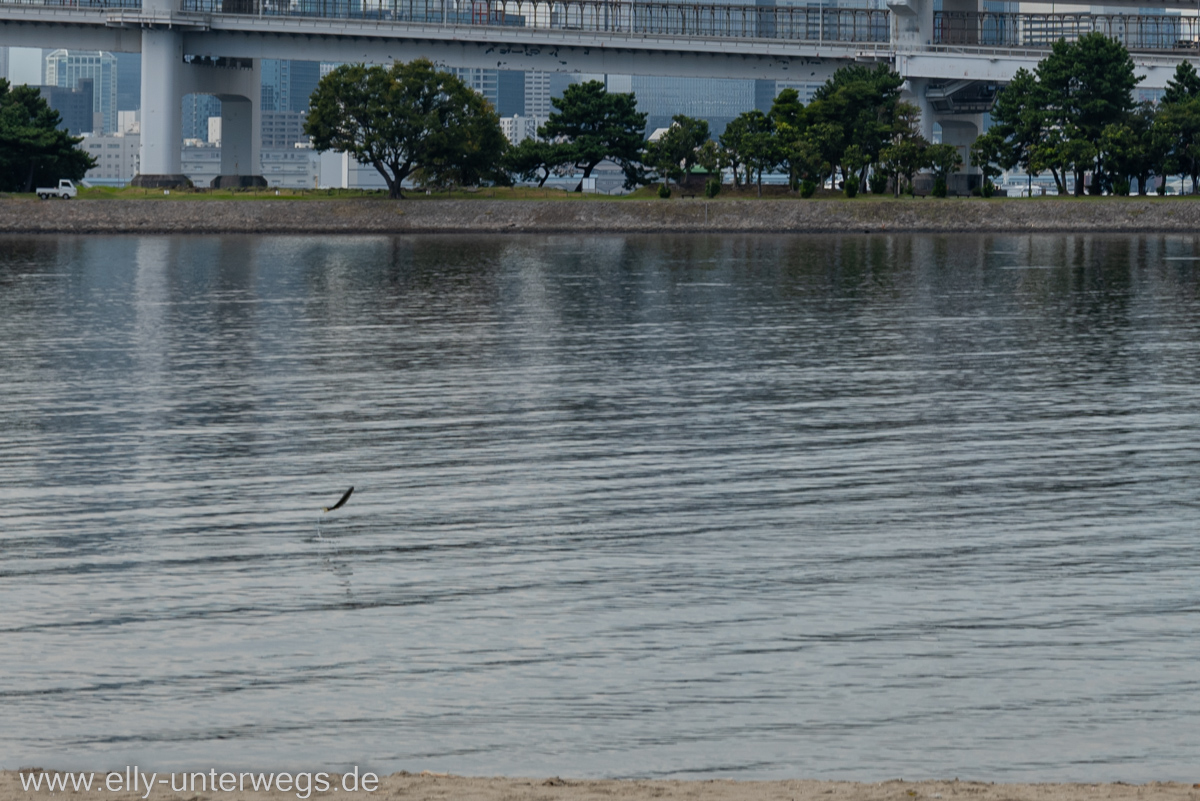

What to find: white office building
left=500, top=114, right=546, bottom=145
left=81, top=131, right=140, bottom=184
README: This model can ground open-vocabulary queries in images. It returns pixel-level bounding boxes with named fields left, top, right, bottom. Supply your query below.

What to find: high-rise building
left=448, top=67, right=500, bottom=110
left=44, top=50, right=117, bottom=134
left=524, top=71, right=552, bottom=118
left=182, top=93, right=222, bottom=142
left=524, top=71, right=578, bottom=118
left=262, top=59, right=320, bottom=113
left=630, top=76, right=756, bottom=135
left=115, top=52, right=140, bottom=111
left=497, top=70, right=524, bottom=117
left=38, top=80, right=94, bottom=135
left=288, top=60, right=320, bottom=113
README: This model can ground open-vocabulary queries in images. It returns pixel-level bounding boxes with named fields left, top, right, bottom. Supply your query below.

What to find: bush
left=844, top=175, right=860, bottom=198
left=981, top=179, right=995, bottom=198
left=800, top=179, right=817, bottom=198
left=868, top=172, right=889, bottom=195
left=1113, top=178, right=1131, bottom=196
left=657, top=183, right=671, bottom=199
left=704, top=177, right=721, bottom=198
left=932, top=175, right=947, bottom=198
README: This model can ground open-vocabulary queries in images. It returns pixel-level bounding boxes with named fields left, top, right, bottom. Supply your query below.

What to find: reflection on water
left=2, top=233, right=1200, bottom=781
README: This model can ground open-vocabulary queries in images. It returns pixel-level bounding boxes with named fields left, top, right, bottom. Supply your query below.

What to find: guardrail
left=935, top=11, right=1200, bottom=51
left=178, top=0, right=891, bottom=43
left=0, top=0, right=141, bottom=8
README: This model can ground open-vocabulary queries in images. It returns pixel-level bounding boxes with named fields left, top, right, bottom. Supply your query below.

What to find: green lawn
left=5, top=184, right=1198, bottom=202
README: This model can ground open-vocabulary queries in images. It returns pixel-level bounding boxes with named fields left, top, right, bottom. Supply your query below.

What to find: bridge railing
left=181, top=0, right=890, bottom=43
left=935, top=10, right=1200, bottom=51
left=0, top=0, right=141, bottom=8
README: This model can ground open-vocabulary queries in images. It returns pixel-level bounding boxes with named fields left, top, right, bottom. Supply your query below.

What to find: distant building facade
left=500, top=114, right=546, bottom=145
left=38, top=80, right=94, bottom=135
left=44, top=50, right=117, bottom=133
left=261, top=59, right=320, bottom=112
left=115, top=52, right=140, bottom=113
left=81, top=131, right=140, bottom=183
left=261, top=110, right=308, bottom=148
left=183, top=93, right=222, bottom=142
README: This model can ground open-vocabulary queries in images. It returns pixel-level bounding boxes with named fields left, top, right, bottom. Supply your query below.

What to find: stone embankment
left=3, top=197, right=1200, bottom=234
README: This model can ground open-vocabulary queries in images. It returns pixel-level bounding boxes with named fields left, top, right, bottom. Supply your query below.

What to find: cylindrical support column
left=219, top=96, right=253, bottom=176
left=905, top=77, right=935, bottom=142
left=209, top=58, right=266, bottom=188
left=938, top=115, right=982, bottom=194
left=132, top=27, right=188, bottom=187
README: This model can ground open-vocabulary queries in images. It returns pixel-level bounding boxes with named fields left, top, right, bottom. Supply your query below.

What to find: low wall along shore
left=3, top=198, right=1200, bottom=235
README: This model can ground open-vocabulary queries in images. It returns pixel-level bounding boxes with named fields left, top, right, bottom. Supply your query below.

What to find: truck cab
left=37, top=179, right=77, bottom=200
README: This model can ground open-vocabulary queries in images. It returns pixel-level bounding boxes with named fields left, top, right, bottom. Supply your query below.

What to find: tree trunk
left=1049, top=168, right=1064, bottom=195
left=23, top=161, right=36, bottom=194
left=573, top=162, right=599, bottom=193
left=373, top=160, right=403, bottom=199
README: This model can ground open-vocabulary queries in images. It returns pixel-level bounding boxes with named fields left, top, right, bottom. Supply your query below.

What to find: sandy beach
left=4, top=773, right=1199, bottom=801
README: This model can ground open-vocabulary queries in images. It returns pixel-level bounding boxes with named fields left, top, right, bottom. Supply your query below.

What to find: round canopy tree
left=305, top=59, right=506, bottom=199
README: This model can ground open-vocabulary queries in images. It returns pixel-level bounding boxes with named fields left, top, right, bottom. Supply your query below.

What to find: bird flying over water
left=322, top=487, right=354, bottom=513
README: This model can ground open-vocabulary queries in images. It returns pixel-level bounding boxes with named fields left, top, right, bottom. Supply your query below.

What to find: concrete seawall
left=3, top=197, right=1200, bottom=234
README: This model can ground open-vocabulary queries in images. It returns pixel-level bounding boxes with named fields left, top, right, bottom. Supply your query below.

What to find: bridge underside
left=0, top=7, right=876, bottom=80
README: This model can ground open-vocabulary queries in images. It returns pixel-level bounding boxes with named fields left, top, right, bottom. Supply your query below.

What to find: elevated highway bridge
left=2, top=0, right=1197, bottom=185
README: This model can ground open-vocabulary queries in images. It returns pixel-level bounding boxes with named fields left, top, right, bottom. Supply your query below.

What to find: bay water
left=2, top=233, right=1199, bottom=780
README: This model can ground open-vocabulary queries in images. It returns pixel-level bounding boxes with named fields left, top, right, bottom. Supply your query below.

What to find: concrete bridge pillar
left=132, top=27, right=188, bottom=187
left=905, top=77, right=936, bottom=142
left=213, top=94, right=265, bottom=187
left=888, top=0, right=934, bottom=49
left=132, top=0, right=265, bottom=189
left=938, top=115, right=982, bottom=193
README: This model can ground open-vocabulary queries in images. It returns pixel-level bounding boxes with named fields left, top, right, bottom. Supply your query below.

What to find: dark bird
left=322, top=487, right=354, bottom=513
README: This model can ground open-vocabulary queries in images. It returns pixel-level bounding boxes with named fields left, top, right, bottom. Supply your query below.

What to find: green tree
left=1162, top=61, right=1200, bottom=106
left=1156, top=97, right=1200, bottom=194
left=809, top=63, right=905, bottom=184
left=644, top=114, right=710, bottom=190
left=1156, top=63, right=1200, bottom=194
left=718, top=115, right=750, bottom=188
left=0, top=79, right=96, bottom=193
left=926, top=143, right=963, bottom=197
left=970, top=132, right=1006, bottom=196
left=731, top=110, right=778, bottom=197
left=541, top=80, right=648, bottom=192
left=988, top=67, right=1051, bottom=195
left=696, top=139, right=721, bottom=179
left=503, top=137, right=558, bottom=187
left=1035, top=33, right=1141, bottom=194
left=305, top=60, right=506, bottom=199
left=770, top=88, right=807, bottom=189
left=878, top=101, right=929, bottom=196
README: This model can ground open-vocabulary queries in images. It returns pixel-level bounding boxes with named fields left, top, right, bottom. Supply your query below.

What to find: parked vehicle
left=37, top=179, right=77, bottom=200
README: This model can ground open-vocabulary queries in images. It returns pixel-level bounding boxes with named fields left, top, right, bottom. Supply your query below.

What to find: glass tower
left=44, top=49, right=118, bottom=134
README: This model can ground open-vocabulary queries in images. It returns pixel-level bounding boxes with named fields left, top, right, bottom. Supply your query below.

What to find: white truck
left=37, top=179, right=78, bottom=200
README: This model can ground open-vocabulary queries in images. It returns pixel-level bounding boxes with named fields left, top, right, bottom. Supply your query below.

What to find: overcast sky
left=7, top=47, right=43, bottom=85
